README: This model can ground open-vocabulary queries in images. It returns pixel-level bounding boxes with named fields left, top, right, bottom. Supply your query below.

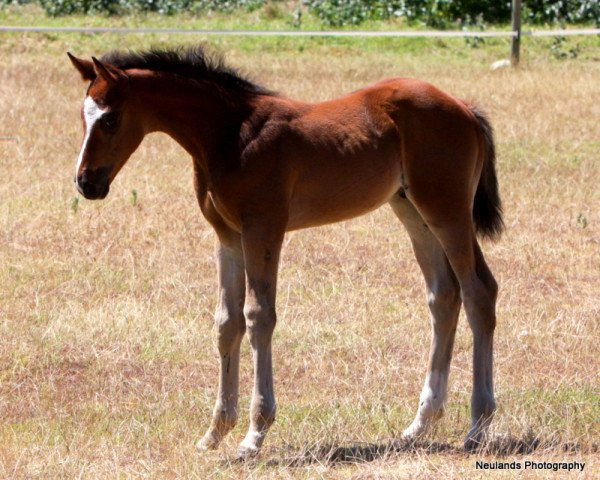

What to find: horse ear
left=67, top=52, right=96, bottom=81
left=91, top=56, right=126, bottom=86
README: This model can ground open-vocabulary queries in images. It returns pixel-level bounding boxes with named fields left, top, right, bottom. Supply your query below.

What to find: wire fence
left=0, top=21, right=598, bottom=70
left=1, top=25, right=598, bottom=37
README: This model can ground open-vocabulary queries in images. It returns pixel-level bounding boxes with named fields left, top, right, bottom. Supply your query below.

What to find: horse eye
left=101, top=113, right=119, bottom=131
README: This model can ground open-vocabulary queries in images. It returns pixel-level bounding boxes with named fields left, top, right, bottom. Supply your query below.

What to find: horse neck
left=134, top=73, right=256, bottom=167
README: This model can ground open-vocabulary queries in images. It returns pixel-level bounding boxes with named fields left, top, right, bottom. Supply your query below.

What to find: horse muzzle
left=75, top=166, right=112, bottom=200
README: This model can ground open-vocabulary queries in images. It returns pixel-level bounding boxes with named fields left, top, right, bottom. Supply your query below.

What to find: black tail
left=471, top=107, right=504, bottom=240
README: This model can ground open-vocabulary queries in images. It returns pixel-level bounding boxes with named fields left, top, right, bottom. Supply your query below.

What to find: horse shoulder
left=239, top=98, right=308, bottom=167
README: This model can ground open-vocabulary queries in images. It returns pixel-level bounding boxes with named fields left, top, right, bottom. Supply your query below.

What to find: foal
left=68, top=46, right=503, bottom=457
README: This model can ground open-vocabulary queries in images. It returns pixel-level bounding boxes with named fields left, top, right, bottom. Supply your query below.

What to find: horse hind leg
left=389, top=194, right=462, bottom=440
left=411, top=199, right=498, bottom=450
left=463, top=238, right=498, bottom=449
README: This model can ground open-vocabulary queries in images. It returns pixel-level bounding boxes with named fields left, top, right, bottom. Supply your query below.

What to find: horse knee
left=243, top=304, right=276, bottom=340
left=214, top=308, right=245, bottom=352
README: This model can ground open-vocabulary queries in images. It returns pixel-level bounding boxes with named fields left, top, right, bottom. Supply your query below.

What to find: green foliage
left=524, top=0, right=600, bottom=26
left=4, top=0, right=598, bottom=25
left=130, top=189, right=138, bottom=207
left=302, top=0, right=512, bottom=27
left=0, top=0, right=35, bottom=5
left=302, top=0, right=596, bottom=27
left=576, top=212, right=588, bottom=228
left=462, top=13, right=486, bottom=48
left=34, top=0, right=265, bottom=17
left=124, top=0, right=192, bottom=16
left=550, top=35, right=581, bottom=58
left=39, top=0, right=120, bottom=16
left=70, top=197, right=79, bottom=214
left=302, top=0, right=401, bottom=27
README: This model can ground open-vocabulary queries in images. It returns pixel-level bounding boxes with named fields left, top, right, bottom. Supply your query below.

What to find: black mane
left=101, top=45, right=272, bottom=96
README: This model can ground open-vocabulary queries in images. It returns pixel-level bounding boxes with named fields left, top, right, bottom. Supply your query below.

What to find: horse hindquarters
left=396, top=103, right=500, bottom=448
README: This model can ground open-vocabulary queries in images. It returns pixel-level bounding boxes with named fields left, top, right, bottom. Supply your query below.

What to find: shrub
left=302, top=0, right=512, bottom=27
left=524, top=0, right=599, bottom=26
left=39, top=0, right=121, bottom=16
left=302, top=0, right=597, bottom=27
left=6, top=0, right=598, bottom=25
left=35, top=0, right=265, bottom=17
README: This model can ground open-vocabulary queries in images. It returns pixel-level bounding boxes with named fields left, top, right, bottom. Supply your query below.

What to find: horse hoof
left=196, top=435, right=220, bottom=452
left=464, top=437, right=482, bottom=452
left=464, top=430, right=488, bottom=452
left=401, top=421, right=426, bottom=441
left=235, top=444, right=260, bottom=461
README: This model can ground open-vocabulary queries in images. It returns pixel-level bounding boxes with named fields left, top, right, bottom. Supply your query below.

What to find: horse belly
left=286, top=155, right=402, bottom=230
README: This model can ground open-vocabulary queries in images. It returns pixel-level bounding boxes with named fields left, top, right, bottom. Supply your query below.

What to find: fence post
left=511, top=0, right=522, bottom=66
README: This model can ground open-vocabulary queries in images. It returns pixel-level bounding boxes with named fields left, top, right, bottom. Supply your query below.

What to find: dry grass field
left=0, top=25, right=599, bottom=479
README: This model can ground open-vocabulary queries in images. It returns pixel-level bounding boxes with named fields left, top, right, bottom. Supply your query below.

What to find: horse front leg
left=236, top=220, right=285, bottom=458
left=196, top=237, right=246, bottom=451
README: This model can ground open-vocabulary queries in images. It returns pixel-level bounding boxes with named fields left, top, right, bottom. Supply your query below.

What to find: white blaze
left=75, top=96, right=106, bottom=178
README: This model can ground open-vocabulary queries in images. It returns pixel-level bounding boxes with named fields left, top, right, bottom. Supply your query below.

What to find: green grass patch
left=1, top=5, right=599, bottom=63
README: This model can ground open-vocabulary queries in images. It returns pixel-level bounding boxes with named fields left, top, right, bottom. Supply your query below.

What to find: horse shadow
left=261, top=435, right=554, bottom=467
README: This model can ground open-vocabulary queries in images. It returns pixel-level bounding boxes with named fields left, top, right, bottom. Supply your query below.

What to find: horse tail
left=470, top=106, right=504, bottom=240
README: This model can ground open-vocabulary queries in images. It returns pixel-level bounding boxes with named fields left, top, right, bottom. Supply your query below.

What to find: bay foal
left=68, top=46, right=503, bottom=457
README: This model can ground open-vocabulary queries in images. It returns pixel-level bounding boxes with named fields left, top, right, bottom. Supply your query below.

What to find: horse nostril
left=75, top=168, right=110, bottom=199
left=75, top=179, right=85, bottom=195
left=75, top=171, right=90, bottom=195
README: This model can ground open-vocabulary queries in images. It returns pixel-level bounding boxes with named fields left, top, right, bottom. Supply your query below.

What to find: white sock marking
left=419, top=370, right=448, bottom=417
